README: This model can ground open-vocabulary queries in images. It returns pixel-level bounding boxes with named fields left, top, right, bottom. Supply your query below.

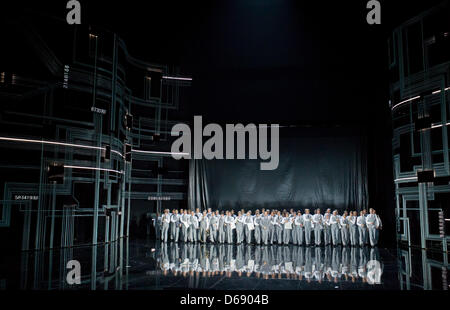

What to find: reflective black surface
left=0, top=238, right=448, bottom=290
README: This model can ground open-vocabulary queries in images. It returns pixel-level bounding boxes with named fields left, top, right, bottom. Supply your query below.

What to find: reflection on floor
left=157, top=242, right=384, bottom=289
left=1, top=239, right=448, bottom=290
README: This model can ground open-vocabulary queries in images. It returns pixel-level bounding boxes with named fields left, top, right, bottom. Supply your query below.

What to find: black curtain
left=188, top=159, right=210, bottom=211
left=188, top=129, right=369, bottom=212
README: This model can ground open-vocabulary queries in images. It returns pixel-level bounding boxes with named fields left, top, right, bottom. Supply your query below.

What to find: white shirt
left=357, top=216, right=366, bottom=227
left=302, top=214, right=312, bottom=222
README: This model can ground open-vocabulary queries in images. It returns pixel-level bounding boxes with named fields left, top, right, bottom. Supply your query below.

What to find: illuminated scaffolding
left=389, top=2, right=449, bottom=254
left=0, top=17, right=192, bottom=256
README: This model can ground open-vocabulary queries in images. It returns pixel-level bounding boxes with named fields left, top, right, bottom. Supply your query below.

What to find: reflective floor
left=1, top=238, right=448, bottom=290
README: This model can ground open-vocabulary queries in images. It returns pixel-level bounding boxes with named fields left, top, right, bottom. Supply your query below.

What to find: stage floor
left=1, top=238, right=448, bottom=290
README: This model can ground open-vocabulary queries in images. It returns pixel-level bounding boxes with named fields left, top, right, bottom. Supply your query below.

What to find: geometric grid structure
left=0, top=16, right=191, bottom=253
left=389, top=2, right=449, bottom=252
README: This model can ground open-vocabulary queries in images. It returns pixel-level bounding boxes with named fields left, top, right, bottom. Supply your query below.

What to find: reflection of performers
left=156, top=242, right=382, bottom=287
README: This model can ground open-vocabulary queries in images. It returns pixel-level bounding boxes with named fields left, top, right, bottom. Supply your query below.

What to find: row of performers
left=157, top=242, right=382, bottom=284
left=156, top=208, right=382, bottom=247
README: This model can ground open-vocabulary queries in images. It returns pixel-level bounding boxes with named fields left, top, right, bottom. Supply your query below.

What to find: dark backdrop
left=195, top=127, right=368, bottom=212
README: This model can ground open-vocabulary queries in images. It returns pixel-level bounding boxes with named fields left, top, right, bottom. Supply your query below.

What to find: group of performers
left=155, top=207, right=382, bottom=247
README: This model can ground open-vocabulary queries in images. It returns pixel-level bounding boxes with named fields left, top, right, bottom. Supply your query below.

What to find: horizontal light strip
left=391, top=96, right=421, bottom=110
left=392, top=87, right=450, bottom=110
left=432, top=86, right=450, bottom=95
left=132, top=148, right=189, bottom=156
left=0, top=135, right=187, bottom=158
left=111, top=149, right=125, bottom=158
left=431, top=121, right=450, bottom=129
left=64, top=165, right=123, bottom=174
left=394, top=176, right=418, bottom=182
left=0, top=136, right=103, bottom=150
left=0, top=136, right=124, bottom=157
left=162, top=76, right=192, bottom=81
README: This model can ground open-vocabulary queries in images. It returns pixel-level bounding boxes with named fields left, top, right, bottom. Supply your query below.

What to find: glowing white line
left=0, top=136, right=124, bottom=157
left=64, top=165, right=124, bottom=174
left=111, top=149, right=125, bottom=158
left=0, top=136, right=103, bottom=150
left=431, top=87, right=450, bottom=95
left=162, top=76, right=192, bottom=81
left=431, top=122, right=450, bottom=129
left=391, top=96, right=421, bottom=110
left=394, top=177, right=418, bottom=182
left=132, top=149, right=189, bottom=156
left=392, top=87, right=450, bottom=110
